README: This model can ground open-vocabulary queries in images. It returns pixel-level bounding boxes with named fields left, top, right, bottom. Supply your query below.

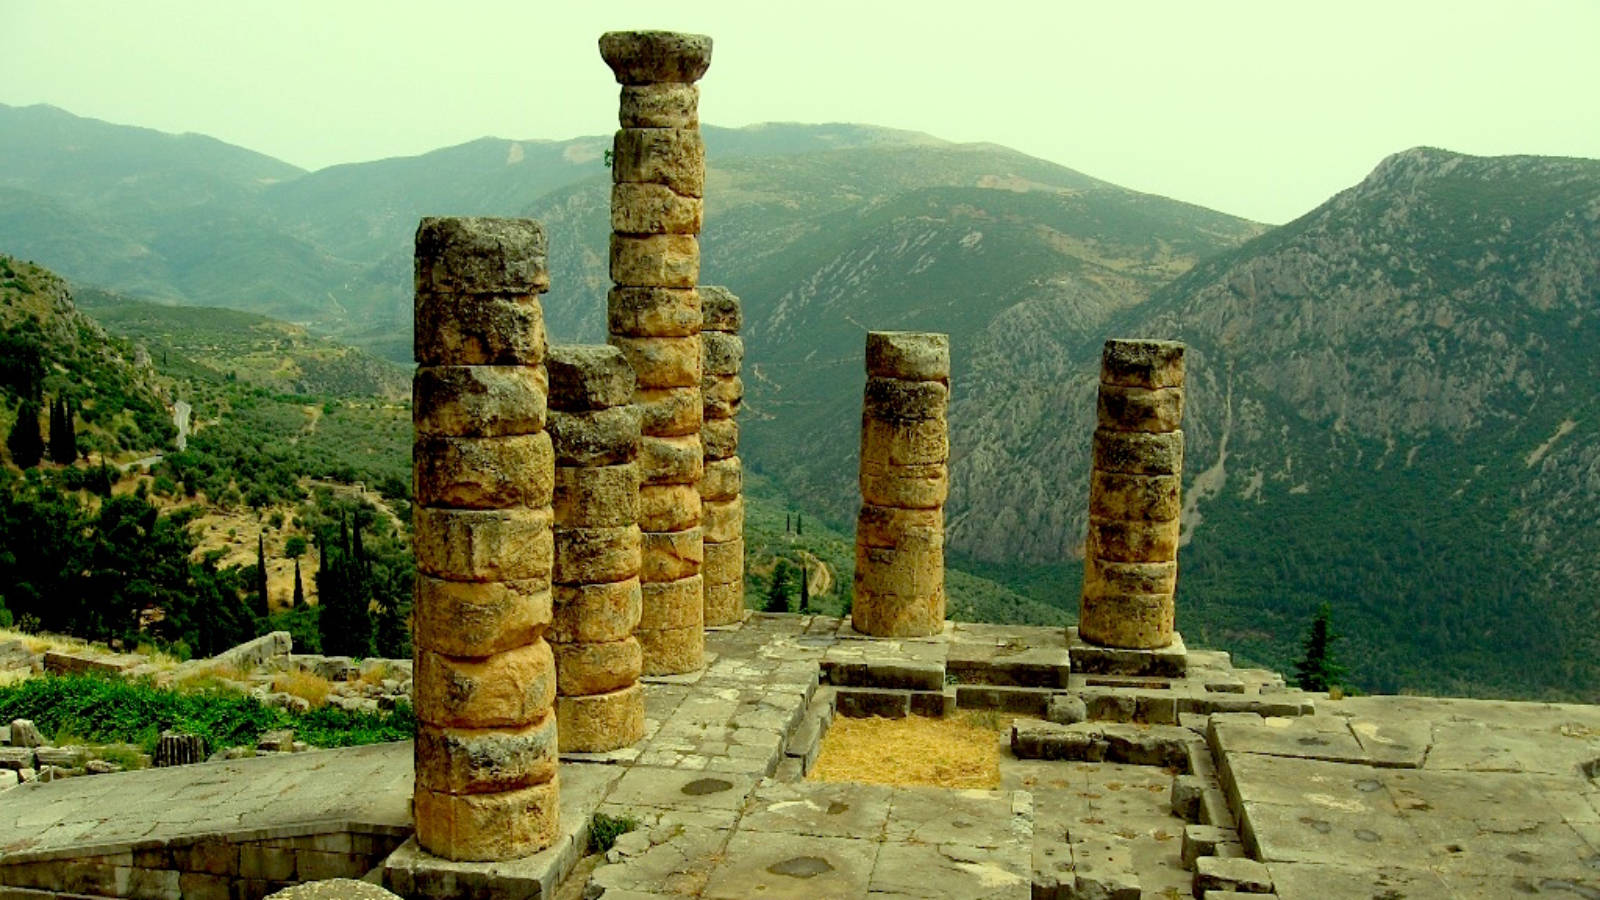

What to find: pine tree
left=1294, top=603, right=1347, bottom=693
left=292, top=557, right=305, bottom=608
left=7, top=400, right=43, bottom=468
left=765, top=561, right=793, bottom=613
left=254, top=534, right=270, bottom=618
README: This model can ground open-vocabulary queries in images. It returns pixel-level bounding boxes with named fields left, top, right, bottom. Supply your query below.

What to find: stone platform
left=2, top=614, right=1598, bottom=899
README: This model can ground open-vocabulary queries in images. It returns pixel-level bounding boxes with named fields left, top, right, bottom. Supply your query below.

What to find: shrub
left=590, top=812, right=639, bottom=854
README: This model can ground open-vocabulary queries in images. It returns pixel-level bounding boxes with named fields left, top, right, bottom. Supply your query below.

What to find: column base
left=1067, top=626, right=1187, bottom=678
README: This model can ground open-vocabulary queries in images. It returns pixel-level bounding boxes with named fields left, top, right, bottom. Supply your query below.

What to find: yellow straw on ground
left=808, top=711, right=1010, bottom=790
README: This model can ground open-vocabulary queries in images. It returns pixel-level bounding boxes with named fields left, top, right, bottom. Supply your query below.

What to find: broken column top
left=546, top=344, right=636, bottom=412
left=1101, top=338, right=1185, bottom=389
left=415, top=217, right=550, bottom=295
left=599, top=31, right=713, bottom=85
left=699, top=285, right=742, bottom=332
left=866, top=331, right=950, bottom=381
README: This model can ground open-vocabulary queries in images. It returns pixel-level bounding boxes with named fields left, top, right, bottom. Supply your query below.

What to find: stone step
left=1011, top=719, right=1200, bottom=769
left=833, top=686, right=954, bottom=719
left=954, top=684, right=1050, bottom=716
left=820, top=657, right=944, bottom=691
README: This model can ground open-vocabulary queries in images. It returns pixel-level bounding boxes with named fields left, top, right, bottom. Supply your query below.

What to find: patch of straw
left=271, top=669, right=332, bottom=708
left=808, top=710, right=1010, bottom=790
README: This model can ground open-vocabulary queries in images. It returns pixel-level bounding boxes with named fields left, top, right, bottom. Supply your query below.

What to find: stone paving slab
left=701, top=832, right=878, bottom=899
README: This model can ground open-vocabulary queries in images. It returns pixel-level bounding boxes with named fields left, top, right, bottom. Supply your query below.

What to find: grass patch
left=808, top=711, right=1011, bottom=790
left=589, top=812, right=639, bottom=854
left=272, top=669, right=333, bottom=708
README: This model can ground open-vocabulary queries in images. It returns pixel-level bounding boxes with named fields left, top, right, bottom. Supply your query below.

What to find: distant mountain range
left=2, top=102, right=1597, bottom=700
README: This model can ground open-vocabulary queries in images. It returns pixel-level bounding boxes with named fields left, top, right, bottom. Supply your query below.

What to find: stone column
left=700, top=286, right=745, bottom=626
left=851, top=332, right=950, bottom=637
left=411, top=217, right=558, bottom=861
left=602, top=30, right=712, bottom=675
left=1078, top=339, right=1186, bottom=649
left=546, top=345, right=646, bottom=751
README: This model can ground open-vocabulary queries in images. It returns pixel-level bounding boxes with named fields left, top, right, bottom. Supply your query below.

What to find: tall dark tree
left=292, top=557, right=305, bottom=608
left=1294, top=603, right=1347, bottom=693
left=765, top=560, right=793, bottom=614
left=796, top=513, right=803, bottom=535
left=318, top=514, right=375, bottom=657
left=7, top=400, right=44, bottom=468
left=799, top=562, right=810, bottom=614
left=254, top=534, right=270, bottom=618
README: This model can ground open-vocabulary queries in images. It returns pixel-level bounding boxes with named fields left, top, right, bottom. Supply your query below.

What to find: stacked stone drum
left=546, top=345, right=647, bottom=752
left=1078, top=338, right=1186, bottom=649
left=411, top=217, right=559, bottom=861
left=851, top=331, right=951, bottom=637
left=601, top=30, right=713, bottom=674
left=699, top=286, right=745, bottom=626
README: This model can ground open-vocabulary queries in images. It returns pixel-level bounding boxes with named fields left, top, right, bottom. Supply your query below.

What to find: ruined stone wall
left=1078, top=339, right=1186, bottom=649
left=601, top=31, right=713, bottom=674
left=410, top=217, right=559, bottom=861
left=699, top=286, right=745, bottom=626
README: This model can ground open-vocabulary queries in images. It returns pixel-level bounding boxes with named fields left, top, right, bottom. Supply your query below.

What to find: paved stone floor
left=3, top=613, right=1599, bottom=899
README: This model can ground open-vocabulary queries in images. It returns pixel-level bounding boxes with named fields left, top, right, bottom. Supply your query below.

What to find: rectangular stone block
left=415, top=715, right=558, bottom=794
left=608, top=286, right=701, bottom=338
left=414, top=777, right=560, bottom=862
left=415, top=290, right=546, bottom=367
left=1092, top=427, right=1184, bottom=475
left=415, top=217, right=550, bottom=296
left=1097, top=383, right=1184, bottom=433
left=545, top=343, right=635, bottom=411
left=611, top=182, right=703, bottom=234
left=414, top=506, right=554, bottom=582
left=637, top=624, right=704, bottom=676
left=702, top=495, right=744, bottom=543
left=700, top=456, right=742, bottom=502
left=414, top=576, right=553, bottom=658
left=554, top=524, right=642, bottom=585
left=612, top=127, right=705, bottom=198
left=414, top=432, right=554, bottom=510
left=548, top=406, right=641, bottom=467
left=552, top=637, right=642, bottom=696
left=638, top=483, right=702, bottom=532
left=414, top=641, right=556, bottom=729
left=1088, top=470, right=1181, bottom=522
left=702, top=417, right=739, bottom=460
left=609, top=233, right=699, bottom=289
left=414, top=365, right=548, bottom=438
left=1101, top=338, right=1184, bottom=389
left=609, top=334, right=701, bottom=388
left=866, top=331, right=950, bottom=381
left=550, top=578, right=641, bottom=644
left=834, top=688, right=910, bottom=719
left=558, top=683, right=646, bottom=752
left=863, top=377, right=948, bottom=422
left=554, top=463, right=638, bottom=529
left=638, top=574, right=704, bottom=631
left=640, top=528, right=703, bottom=582
left=619, top=82, right=698, bottom=128
left=637, top=386, right=703, bottom=436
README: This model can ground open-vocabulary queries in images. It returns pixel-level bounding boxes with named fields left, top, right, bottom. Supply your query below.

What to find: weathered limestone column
left=602, top=30, right=712, bottom=674
left=411, top=217, right=558, bottom=861
left=546, top=345, right=646, bottom=751
left=1078, top=339, right=1186, bottom=649
left=700, top=286, right=745, bottom=625
left=852, top=332, right=950, bottom=637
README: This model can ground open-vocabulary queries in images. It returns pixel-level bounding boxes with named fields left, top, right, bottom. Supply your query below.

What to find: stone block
left=637, top=624, right=704, bottom=675
left=1172, top=774, right=1205, bottom=822
left=699, top=285, right=741, bottom=332
left=554, top=524, right=642, bottom=585
left=611, top=182, right=703, bottom=235
left=414, top=366, right=549, bottom=438
left=702, top=417, right=739, bottom=460
left=1088, top=470, right=1182, bottom=522
left=640, top=528, right=703, bottom=581
left=1068, top=627, right=1187, bottom=676
left=414, top=777, right=560, bottom=862
left=825, top=658, right=945, bottom=691
left=1084, top=557, right=1178, bottom=596
left=851, top=586, right=945, bottom=638
left=7, top=719, right=44, bottom=748
left=854, top=538, right=944, bottom=599
left=415, top=714, right=558, bottom=794
left=414, top=641, right=556, bottom=729
left=834, top=688, right=910, bottom=719
left=415, top=217, right=549, bottom=295
left=612, top=127, right=705, bottom=198
left=637, top=386, right=703, bottom=436
left=1046, top=693, right=1088, bottom=724
left=1097, top=383, right=1184, bottom=433
left=638, top=575, right=703, bottom=631
left=609, top=234, right=699, bottom=289
left=859, top=462, right=949, bottom=510
left=854, top=503, right=943, bottom=549
left=414, top=506, right=553, bottom=583
left=909, top=687, right=957, bottom=717
left=1193, top=856, right=1272, bottom=895
left=700, top=456, right=741, bottom=502
left=619, top=82, right=699, bottom=127
left=609, top=334, right=701, bottom=388
left=550, top=578, right=641, bottom=644
left=863, top=376, right=948, bottom=422
left=637, top=483, right=702, bottom=532
left=414, top=576, right=551, bottom=658
left=608, top=286, right=701, bottom=338
left=546, top=343, right=635, bottom=411
left=552, top=637, right=642, bottom=696
left=1091, top=428, right=1185, bottom=476
left=860, top=416, right=949, bottom=468
left=1079, top=590, right=1175, bottom=649
left=1101, top=338, right=1184, bottom=389
left=413, top=432, right=554, bottom=510
left=554, top=463, right=638, bottom=529
left=702, top=537, right=743, bottom=584
left=638, top=434, right=704, bottom=484
left=703, top=579, right=744, bottom=626
left=865, top=330, right=950, bottom=381
left=954, top=685, right=1050, bottom=716
left=700, top=330, right=742, bottom=376
left=178, top=872, right=232, bottom=900
left=558, top=683, right=646, bottom=752
left=548, top=406, right=641, bottom=467
left=1086, top=515, right=1180, bottom=564
left=415, top=291, right=546, bottom=367
left=1181, top=823, right=1232, bottom=869
left=599, top=31, right=713, bottom=85
left=701, top=496, right=744, bottom=543
left=702, top=373, right=743, bottom=419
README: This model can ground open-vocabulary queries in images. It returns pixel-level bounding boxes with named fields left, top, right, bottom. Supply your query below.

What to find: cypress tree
left=255, top=534, right=270, bottom=618
left=292, top=557, right=305, bottom=608
left=796, top=513, right=803, bottom=535
left=799, top=562, right=810, bottom=614
left=765, top=561, right=793, bottom=614
left=7, top=400, right=44, bottom=468
left=1294, top=603, right=1347, bottom=693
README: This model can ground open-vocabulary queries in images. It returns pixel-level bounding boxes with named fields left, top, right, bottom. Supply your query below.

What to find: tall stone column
left=546, top=345, right=646, bottom=751
left=1079, top=338, right=1186, bottom=649
left=411, top=217, right=558, bottom=861
left=602, top=30, right=712, bottom=675
left=700, top=286, right=745, bottom=626
left=852, top=332, right=950, bottom=637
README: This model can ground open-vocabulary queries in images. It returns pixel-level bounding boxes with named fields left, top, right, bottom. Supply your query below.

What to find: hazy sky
left=5, top=0, right=1598, bottom=223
